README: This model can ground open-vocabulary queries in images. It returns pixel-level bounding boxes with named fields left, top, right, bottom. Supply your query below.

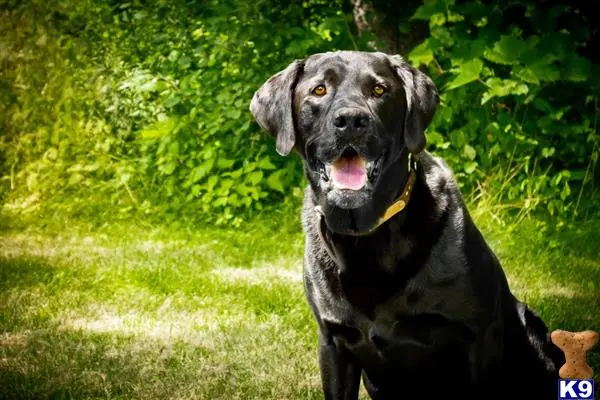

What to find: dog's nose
left=333, top=108, right=370, bottom=130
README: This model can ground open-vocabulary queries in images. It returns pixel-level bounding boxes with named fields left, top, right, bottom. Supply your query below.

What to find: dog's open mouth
left=319, top=148, right=385, bottom=190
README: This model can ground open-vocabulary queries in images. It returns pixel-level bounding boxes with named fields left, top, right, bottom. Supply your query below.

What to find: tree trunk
left=346, top=0, right=428, bottom=56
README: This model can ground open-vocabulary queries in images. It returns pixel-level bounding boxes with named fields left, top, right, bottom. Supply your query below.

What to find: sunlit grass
left=0, top=212, right=321, bottom=399
left=0, top=205, right=599, bottom=399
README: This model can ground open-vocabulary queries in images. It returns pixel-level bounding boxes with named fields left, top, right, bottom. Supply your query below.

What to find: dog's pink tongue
left=331, top=156, right=367, bottom=190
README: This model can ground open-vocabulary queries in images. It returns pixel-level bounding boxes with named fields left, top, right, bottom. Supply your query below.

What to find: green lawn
left=0, top=208, right=599, bottom=399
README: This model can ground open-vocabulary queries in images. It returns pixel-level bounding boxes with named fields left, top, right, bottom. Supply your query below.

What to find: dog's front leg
left=468, top=321, right=503, bottom=389
left=318, top=331, right=362, bottom=400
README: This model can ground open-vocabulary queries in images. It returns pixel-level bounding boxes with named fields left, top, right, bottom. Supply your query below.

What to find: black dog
left=250, top=51, right=564, bottom=399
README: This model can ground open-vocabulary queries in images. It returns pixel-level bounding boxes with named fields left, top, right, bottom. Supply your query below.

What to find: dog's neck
left=315, top=152, right=419, bottom=230
left=312, top=156, right=448, bottom=310
left=315, top=153, right=426, bottom=268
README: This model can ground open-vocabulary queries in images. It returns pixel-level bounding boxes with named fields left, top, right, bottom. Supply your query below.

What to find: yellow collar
left=372, top=167, right=417, bottom=229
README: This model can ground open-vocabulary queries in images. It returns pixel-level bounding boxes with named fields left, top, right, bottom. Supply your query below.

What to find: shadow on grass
left=0, top=257, right=58, bottom=291
left=0, top=251, right=322, bottom=399
left=0, top=322, right=323, bottom=400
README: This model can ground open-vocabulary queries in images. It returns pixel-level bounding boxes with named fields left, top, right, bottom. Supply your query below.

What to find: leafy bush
left=1, top=0, right=598, bottom=227
left=408, top=1, right=600, bottom=224
left=1, top=0, right=352, bottom=225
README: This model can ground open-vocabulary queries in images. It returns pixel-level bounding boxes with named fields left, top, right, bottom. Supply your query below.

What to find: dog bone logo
left=551, top=329, right=599, bottom=379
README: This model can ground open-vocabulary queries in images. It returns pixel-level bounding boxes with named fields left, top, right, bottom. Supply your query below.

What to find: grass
left=0, top=204, right=599, bottom=400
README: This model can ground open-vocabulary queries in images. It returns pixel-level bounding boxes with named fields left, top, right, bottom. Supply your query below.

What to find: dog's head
left=250, top=51, right=439, bottom=234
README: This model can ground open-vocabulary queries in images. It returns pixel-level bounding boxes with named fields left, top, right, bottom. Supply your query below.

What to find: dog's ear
left=249, top=59, right=305, bottom=156
left=389, top=55, right=439, bottom=154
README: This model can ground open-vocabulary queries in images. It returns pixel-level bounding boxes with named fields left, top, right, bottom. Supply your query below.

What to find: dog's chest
left=317, top=263, right=477, bottom=367
left=324, top=294, right=473, bottom=368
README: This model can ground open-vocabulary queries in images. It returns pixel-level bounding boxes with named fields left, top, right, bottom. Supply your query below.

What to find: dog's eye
left=373, top=84, right=386, bottom=97
left=312, top=85, right=327, bottom=96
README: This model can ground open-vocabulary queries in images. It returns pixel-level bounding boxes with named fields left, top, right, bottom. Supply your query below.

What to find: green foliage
left=1, top=0, right=351, bottom=226
left=408, top=0, right=600, bottom=223
left=1, top=0, right=599, bottom=227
